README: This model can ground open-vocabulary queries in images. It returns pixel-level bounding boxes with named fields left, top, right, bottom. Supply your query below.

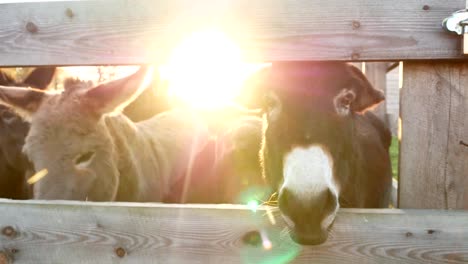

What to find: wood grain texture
left=399, top=62, right=468, bottom=209
left=0, top=200, right=467, bottom=263
left=0, top=0, right=465, bottom=66
left=364, top=62, right=388, bottom=124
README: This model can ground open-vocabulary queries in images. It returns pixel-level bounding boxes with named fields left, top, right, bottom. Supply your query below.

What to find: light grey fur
left=0, top=67, right=209, bottom=202
left=25, top=101, right=207, bottom=201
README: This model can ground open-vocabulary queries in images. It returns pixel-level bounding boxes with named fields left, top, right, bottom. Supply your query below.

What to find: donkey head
left=254, top=62, right=384, bottom=244
left=0, top=68, right=56, bottom=168
left=0, top=66, right=153, bottom=201
left=0, top=67, right=55, bottom=199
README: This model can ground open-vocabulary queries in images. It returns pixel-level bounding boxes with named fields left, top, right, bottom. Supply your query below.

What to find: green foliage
left=390, top=137, right=399, bottom=180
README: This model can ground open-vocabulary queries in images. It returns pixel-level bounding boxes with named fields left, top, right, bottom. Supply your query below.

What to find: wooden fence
left=0, top=200, right=467, bottom=264
left=0, top=0, right=467, bottom=263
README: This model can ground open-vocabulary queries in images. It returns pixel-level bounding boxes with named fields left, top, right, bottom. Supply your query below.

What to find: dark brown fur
left=0, top=68, right=55, bottom=199
left=255, top=62, right=392, bottom=244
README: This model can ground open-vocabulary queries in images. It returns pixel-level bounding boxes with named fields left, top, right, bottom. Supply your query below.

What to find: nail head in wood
left=25, top=22, right=38, bottom=34
left=115, top=247, right=126, bottom=258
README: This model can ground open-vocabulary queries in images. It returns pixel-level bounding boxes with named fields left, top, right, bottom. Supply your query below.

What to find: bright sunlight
left=61, top=30, right=267, bottom=110
left=161, top=29, right=267, bottom=110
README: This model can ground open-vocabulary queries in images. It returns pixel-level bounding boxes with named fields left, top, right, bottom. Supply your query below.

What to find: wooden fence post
left=399, top=62, right=468, bottom=209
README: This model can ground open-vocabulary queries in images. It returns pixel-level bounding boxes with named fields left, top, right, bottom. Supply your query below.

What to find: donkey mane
left=63, top=77, right=94, bottom=92
left=62, top=72, right=171, bottom=122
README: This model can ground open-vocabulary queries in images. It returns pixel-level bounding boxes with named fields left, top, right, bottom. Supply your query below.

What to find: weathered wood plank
left=364, top=62, right=388, bottom=124
left=0, top=200, right=466, bottom=263
left=0, top=0, right=465, bottom=66
left=399, top=62, right=468, bottom=209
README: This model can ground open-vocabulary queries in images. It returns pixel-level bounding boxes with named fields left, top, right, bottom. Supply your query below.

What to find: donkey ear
left=0, top=86, right=52, bottom=119
left=347, top=64, right=385, bottom=112
left=84, top=65, right=154, bottom=115
left=23, top=67, right=56, bottom=90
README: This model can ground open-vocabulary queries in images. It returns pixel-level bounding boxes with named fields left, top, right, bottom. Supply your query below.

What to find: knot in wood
left=65, top=8, right=74, bottom=18
left=422, top=5, right=430, bottom=11
left=25, top=22, right=38, bottom=34
left=405, top=231, right=413, bottom=237
left=2, top=226, right=16, bottom=238
left=351, top=52, right=360, bottom=60
left=352, top=20, right=361, bottom=29
left=115, top=247, right=126, bottom=258
left=0, top=252, right=9, bottom=264
left=242, top=230, right=261, bottom=246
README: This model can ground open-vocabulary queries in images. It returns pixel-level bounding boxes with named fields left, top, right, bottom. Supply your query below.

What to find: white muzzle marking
left=281, top=145, right=339, bottom=228
left=282, top=145, right=337, bottom=196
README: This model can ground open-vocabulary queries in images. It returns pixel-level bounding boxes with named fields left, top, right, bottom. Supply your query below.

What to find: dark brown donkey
left=0, top=68, right=56, bottom=199
left=251, top=62, right=392, bottom=245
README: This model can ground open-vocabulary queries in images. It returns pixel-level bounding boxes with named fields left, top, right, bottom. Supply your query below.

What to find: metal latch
left=443, top=9, right=468, bottom=54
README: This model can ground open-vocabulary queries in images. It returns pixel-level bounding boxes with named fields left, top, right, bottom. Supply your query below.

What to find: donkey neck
left=102, top=114, right=163, bottom=202
left=103, top=111, right=209, bottom=202
left=338, top=113, right=390, bottom=208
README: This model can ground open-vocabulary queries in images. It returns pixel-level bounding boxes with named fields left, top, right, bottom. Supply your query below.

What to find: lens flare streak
left=260, top=230, right=272, bottom=250
left=27, top=168, right=48, bottom=185
left=266, top=208, right=277, bottom=225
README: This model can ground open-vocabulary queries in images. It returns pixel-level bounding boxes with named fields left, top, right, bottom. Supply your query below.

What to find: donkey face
left=0, top=68, right=56, bottom=169
left=0, top=67, right=152, bottom=201
left=258, top=62, right=384, bottom=244
left=0, top=67, right=55, bottom=199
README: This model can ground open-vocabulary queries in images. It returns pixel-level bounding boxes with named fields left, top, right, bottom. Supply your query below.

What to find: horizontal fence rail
left=0, top=200, right=466, bottom=263
left=0, top=0, right=466, bottom=66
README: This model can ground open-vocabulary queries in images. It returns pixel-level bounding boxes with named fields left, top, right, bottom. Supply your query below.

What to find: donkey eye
left=74, top=151, right=95, bottom=166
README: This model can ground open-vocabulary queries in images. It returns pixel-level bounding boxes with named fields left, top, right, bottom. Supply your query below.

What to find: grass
left=390, top=136, right=399, bottom=180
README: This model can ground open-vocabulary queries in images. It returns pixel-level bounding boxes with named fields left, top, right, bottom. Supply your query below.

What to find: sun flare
left=161, top=29, right=266, bottom=110
left=60, top=30, right=267, bottom=110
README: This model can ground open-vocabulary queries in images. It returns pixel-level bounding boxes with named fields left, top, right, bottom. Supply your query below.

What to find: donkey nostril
left=317, top=188, right=336, bottom=212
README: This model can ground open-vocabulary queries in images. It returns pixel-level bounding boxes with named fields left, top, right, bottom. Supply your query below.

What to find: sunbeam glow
left=161, top=29, right=266, bottom=110
left=247, top=200, right=260, bottom=213
left=266, top=209, right=276, bottom=225
left=61, top=66, right=139, bottom=84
